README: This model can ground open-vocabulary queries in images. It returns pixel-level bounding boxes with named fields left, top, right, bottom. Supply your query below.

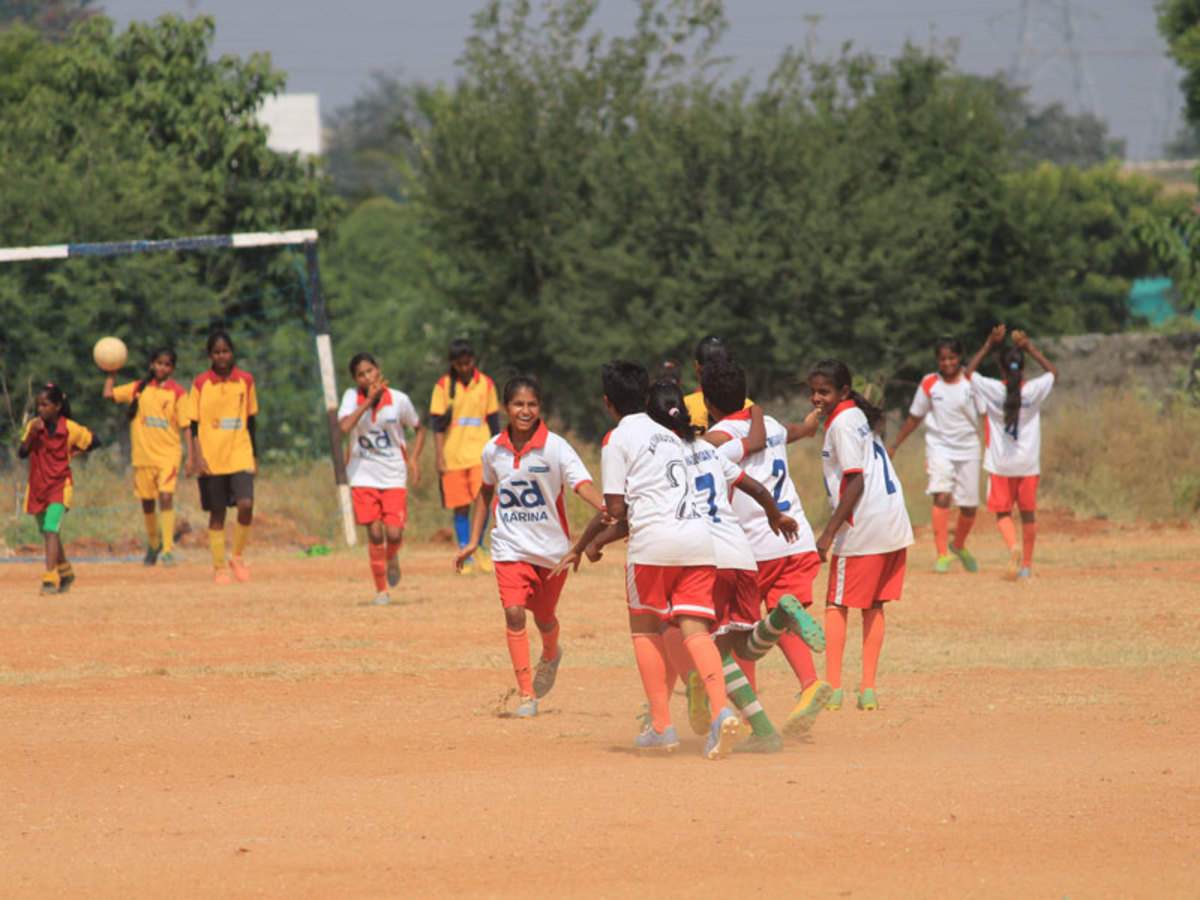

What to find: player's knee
left=385, top=526, right=404, bottom=545
left=504, top=606, right=527, bottom=630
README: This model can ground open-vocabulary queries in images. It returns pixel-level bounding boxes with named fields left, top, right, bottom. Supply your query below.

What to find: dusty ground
left=2, top=521, right=1199, bottom=898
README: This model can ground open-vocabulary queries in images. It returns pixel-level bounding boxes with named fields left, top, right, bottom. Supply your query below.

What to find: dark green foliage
left=0, top=0, right=98, bottom=41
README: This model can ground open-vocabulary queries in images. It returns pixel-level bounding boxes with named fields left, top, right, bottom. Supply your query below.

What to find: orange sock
left=367, top=543, right=387, bottom=591
left=631, top=633, right=672, bottom=732
left=777, top=632, right=818, bottom=689
left=1021, top=520, right=1038, bottom=567
left=861, top=607, right=885, bottom=690
left=953, top=512, right=975, bottom=551
left=661, top=625, right=693, bottom=692
left=825, top=606, right=848, bottom=689
left=506, top=627, right=534, bottom=697
left=734, top=653, right=756, bottom=693
left=996, top=514, right=1018, bottom=549
left=683, top=631, right=728, bottom=723
left=539, top=620, right=560, bottom=662
left=386, top=539, right=401, bottom=560
left=931, top=506, right=950, bottom=556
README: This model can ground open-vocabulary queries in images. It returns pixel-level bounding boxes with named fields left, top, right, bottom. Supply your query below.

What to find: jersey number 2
left=769, top=458, right=792, bottom=512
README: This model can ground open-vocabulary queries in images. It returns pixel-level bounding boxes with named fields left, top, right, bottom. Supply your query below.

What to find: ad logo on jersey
left=527, top=465, right=550, bottom=473
left=498, top=479, right=549, bottom=522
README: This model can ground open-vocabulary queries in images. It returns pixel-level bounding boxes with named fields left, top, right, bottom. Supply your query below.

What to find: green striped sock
left=723, top=653, right=776, bottom=738
left=742, top=605, right=792, bottom=661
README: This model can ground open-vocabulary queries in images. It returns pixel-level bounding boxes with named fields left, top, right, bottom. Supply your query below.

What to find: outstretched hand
left=986, top=324, right=1006, bottom=347
left=1011, top=329, right=1030, bottom=350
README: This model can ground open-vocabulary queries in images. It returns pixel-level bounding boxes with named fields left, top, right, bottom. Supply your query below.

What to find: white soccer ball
left=93, top=336, right=128, bottom=372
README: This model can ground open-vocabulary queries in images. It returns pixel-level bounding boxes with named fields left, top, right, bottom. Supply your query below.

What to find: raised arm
left=1011, top=331, right=1058, bottom=379
left=964, top=324, right=1006, bottom=381
left=102, top=374, right=116, bottom=401
left=784, top=407, right=822, bottom=444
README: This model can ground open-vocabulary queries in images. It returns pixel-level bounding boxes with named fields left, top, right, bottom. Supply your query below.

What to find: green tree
left=0, top=0, right=98, bottom=41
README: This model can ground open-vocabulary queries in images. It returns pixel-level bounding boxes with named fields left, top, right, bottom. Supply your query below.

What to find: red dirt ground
left=3, top=524, right=1198, bottom=898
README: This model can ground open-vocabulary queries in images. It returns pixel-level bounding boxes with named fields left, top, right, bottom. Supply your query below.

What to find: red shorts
left=494, top=561, right=567, bottom=623
left=713, top=569, right=760, bottom=635
left=626, top=562, right=717, bottom=622
left=987, top=474, right=1039, bottom=512
left=756, top=551, right=821, bottom=610
left=351, top=486, right=408, bottom=528
left=826, top=549, right=907, bottom=609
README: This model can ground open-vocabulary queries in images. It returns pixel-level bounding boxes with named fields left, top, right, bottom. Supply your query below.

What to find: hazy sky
left=104, top=1, right=1183, bottom=160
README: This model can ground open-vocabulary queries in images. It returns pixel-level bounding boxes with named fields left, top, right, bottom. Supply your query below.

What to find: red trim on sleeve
left=601, top=428, right=614, bottom=447
left=572, top=479, right=593, bottom=494
left=920, top=373, right=937, bottom=396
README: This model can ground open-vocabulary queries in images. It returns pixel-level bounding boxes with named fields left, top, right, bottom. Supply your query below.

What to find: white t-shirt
left=684, top=442, right=757, bottom=572
left=908, top=372, right=980, bottom=461
left=338, top=387, right=421, bottom=489
left=601, top=413, right=717, bottom=567
left=708, top=412, right=818, bottom=561
left=821, top=401, right=914, bottom=557
left=973, top=372, right=1055, bottom=477
left=480, top=422, right=594, bottom=569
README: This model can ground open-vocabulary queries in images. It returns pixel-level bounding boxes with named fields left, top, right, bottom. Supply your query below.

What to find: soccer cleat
left=778, top=594, right=825, bottom=652
left=516, top=696, right=538, bottom=717
left=857, top=688, right=879, bottom=711
left=933, top=555, right=953, bottom=574
left=458, top=559, right=477, bottom=576
left=685, top=671, right=711, bottom=735
left=704, top=707, right=743, bottom=760
left=40, top=579, right=59, bottom=595
left=143, top=544, right=161, bottom=567
left=1005, top=545, right=1022, bottom=581
left=214, top=568, right=234, bottom=585
left=386, top=553, right=401, bottom=587
left=733, top=731, right=783, bottom=754
left=784, top=681, right=834, bottom=735
left=634, top=723, right=679, bottom=751
left=826, top=688, right=844, bottom=711
left=159, top=552, right=177, bottom=567
left=476, top=546, right=494, bottom=574
left=1017, top=567, right=1032, bottom=579
left=229, top=555, right=250, bottom=582
left=57, top=570, right=75, bottom=593
left=533, top=648, right=563, bottom=699
left=950, top=545, right=979, bottom=573
left=374, top=591, right=390, bottom=606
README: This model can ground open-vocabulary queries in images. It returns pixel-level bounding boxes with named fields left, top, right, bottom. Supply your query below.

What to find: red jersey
left=22, top=416, right=95, bottom=513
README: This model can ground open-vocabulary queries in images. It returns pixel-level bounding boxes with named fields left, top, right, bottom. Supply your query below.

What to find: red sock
left=777, top=632, right=818, bottom=689
left=861, top=607, right=885, bottom=690
left=996, top=514, right=1018, bottom=549
left=953, top=512, right=975, bottom=551
left=931, top=506, right=950, bottom=556
left=661, top=625, right=692, bottom=693
left=825, top=606, right=848, bottom=690
left=385, top=539, right=401, bottom=559
left=683, top=631, right=729, bottom=723
left=734, top=652, right=756, bottom=693
left=368, top=543, right=387, bottom=591
left=1021, top=520, right=1038, bottom=567
left=631, top=633, right=672, bottom=732
left=539, top=620, right=560, bottom=662
left=506, top=627, right=534, bottom=697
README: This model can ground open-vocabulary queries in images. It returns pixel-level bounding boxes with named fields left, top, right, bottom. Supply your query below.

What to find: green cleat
left=950, top=545, right=979, bottom=573
left=857, top=688, right=879, bottom=711
left=825, top=688, right=844, bottom=711
left=784, top=681, right=834, bottom=735
left=159, top=551, right=177, bottom=567
left=143, top=544, right=161, bottom=566
left=933, top=555, right=953, bottom=574
left=686, top=671, right=711, bottom=735
left=778, top=594, right=825, bottom=652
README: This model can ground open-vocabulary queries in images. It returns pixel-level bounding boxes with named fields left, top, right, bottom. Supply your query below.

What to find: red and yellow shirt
left=186, top=367, right=258, bottom=475
left=112, top=378, right=188, bottom=469
left=684, top=389, right=753, bottom=435
left=22, top=416, right=95, bottom=513
left=430, top=370, right=499, bottom=471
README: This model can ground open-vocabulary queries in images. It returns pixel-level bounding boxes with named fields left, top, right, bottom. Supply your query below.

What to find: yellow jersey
left=186, top=367, right=258, bottom=475
left=684, top=389, right=753, bottom=435
left=112, top=378, right=188, bottom=468
left=430, top=370, right=499, bottom=471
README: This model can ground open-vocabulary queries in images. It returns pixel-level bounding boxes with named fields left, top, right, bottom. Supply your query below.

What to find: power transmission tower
left=1009, top=0, right=1097, bottom=114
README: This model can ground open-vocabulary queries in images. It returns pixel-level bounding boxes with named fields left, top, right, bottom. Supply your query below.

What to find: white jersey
left=601, top=413, right=717, bottom=567
left=708, top=412, right=818, bottom=561
left=338, top=387, right=421, bottom=489
left=821, top=401, right=914, bottom=557
left=684, top=442, right=757, bottom=572
left=908, top=372, right=980, bottom=461
left=480, top=422, right=594, bottom=569
left=973, top=373, right=1055, bottom=477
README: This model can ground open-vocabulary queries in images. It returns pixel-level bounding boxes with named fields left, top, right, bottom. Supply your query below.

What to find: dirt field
left=3, top=521, right=1199, bottom=898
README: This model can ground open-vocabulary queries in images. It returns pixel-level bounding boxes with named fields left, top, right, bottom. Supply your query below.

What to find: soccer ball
left=93, top=336, right=127, bottom=372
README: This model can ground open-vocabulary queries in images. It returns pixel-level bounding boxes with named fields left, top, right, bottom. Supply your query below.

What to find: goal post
left=0, top=229, right=358, bottom=548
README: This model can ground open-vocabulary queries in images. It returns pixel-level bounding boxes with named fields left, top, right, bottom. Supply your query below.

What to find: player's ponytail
left=1001, top=346, right=1024, bottom=433
left=809, top=359, right=885, bottom=433
left=129, top=347, right=177, bottom=422
left=646, top=379, right=695, bottom=443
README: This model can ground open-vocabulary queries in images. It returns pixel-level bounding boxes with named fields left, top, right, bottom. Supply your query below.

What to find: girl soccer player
left=455, top=376, right=605, bottom=717
left=185, top=331, right=258, bottom=585
left=964, top=326, right=1059, bottom=580
left=562, top=362, right=741, bottom=759
left=339, top=352, right=426, bottom=606
left=889, top=338, right=982, bottom=574
left=430, top=339, right=500, bottom=574
left=809, top=360, right=914, bottom=712
left=102, top=347, right=188, bottom=567
left=18, top=384, right=100, bottom=593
